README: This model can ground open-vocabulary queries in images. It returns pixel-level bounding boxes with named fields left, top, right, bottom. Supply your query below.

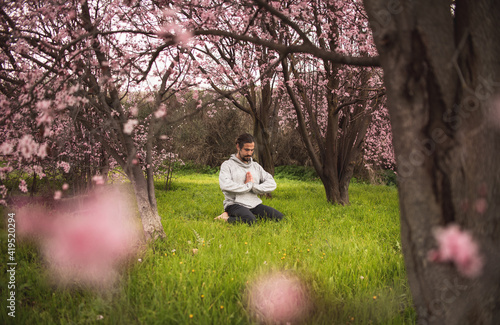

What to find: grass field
left=1, top=171, right=416, bottom=324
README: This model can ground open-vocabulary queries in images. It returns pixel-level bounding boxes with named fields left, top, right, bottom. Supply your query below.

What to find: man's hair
left=235, top=133, right=254, bottom=148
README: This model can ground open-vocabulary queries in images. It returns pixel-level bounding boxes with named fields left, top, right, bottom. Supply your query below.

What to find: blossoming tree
left=0, top=0, right=201, bottom=240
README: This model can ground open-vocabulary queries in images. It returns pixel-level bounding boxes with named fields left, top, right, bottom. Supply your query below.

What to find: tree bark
left=129, top=164, right=165, bottom=242
left=364, top=0, right=500, bottom=323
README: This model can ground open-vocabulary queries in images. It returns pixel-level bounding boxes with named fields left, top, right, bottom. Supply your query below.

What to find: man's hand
left=245, top=172, right=254, bottom=184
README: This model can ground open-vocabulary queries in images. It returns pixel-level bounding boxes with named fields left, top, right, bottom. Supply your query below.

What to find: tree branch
left=193, top=29, right=379, bottom=67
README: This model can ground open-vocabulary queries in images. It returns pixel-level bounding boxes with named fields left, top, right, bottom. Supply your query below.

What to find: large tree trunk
left=364, top=0, right=500, bottom=323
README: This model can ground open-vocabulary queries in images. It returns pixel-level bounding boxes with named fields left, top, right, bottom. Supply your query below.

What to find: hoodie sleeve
left=251, top=165, right=277, bottom=195
left=219, top=161, right=253, bottom=193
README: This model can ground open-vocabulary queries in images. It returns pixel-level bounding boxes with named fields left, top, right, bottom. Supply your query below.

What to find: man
left=215, top=133, right=283, bottom=224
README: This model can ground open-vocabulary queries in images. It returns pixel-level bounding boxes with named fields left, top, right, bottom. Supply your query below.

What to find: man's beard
left=239, top=151, right=252, bottom=162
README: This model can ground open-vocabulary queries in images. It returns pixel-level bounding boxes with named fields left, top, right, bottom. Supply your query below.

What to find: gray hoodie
left=219, top=154, right=277, bottom=209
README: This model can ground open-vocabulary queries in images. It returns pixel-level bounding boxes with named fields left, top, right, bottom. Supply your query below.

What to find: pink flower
left=18, top=135, right=39, bottom=159
left=19, top=179, right=28, bottom=193
left=428, top=224, right=483, bottom=278
left=154, top=105, right=167, bottom=119
left=37, top=143, right=48, bottom=159
left=92, top=175, right=105, bottom=185
left=54, top=190, right=62, bottom=200
left=0, top=141, right=14, bottom=155
left=62, top=183, right=69, bottom=191
left=57, top=161, right=71, bottom=173
left=246, top=272, right=312, bottom=324
left=17, top=187, right=140, bottom=289
left=123, top=119, right=138, bottom=135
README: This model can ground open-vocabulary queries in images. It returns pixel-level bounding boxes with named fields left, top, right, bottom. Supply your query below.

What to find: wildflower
left=220, top=305, right=224, bottom=309
left=201, top=295, right=204, bottom=299
left=189, top=314, right=193, bottom=319
left=373, top=296, right=377, bottom=300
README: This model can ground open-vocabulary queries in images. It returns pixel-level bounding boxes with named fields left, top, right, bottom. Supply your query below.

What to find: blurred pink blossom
left=474, top=198, right=488, bottom=214
left=18, top=135, right=39, bottom=159
left=92, top=175, right=105, bottom=185
left=16, top=187, right=141, bottom=289
left=0, top=141, right=14, bottom=155
left=57, top=161, right=71, bottom=173
left=19, top=179, right=28, bottom=193
left=428, top=224, right=483, bottom=278
left=154, top=105, right=167, bottom=119
left=123, top=119, right=138, bottom=134
left=246, top=271, right=312, bottom=324
left=53, top=190, right=62, bottom=200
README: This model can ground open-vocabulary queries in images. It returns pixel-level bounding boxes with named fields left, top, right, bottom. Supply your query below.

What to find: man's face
left=237, top=142, right=255, bottom=162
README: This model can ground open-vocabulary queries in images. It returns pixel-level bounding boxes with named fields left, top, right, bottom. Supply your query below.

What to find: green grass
left=1, top=173, right=415, bottom=324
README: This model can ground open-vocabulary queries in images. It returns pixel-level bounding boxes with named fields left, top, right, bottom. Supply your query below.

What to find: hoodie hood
left=229, top=154, right=253, bottom=169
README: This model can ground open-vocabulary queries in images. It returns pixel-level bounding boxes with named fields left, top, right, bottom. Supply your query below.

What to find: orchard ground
left=0, top=168, right=415, bottom=324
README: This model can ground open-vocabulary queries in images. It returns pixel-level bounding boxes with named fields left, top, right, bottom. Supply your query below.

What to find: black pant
left=225, top=204, right=283, bottom=225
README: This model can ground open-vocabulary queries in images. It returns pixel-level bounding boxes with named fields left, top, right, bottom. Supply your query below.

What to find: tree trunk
left=129, top=164, right=166, bottom=242
left=320, top=168, right=348, bottom=206
left=364, top=0, right=500, bottom=323
left=253, top=119, right=275, bottom=176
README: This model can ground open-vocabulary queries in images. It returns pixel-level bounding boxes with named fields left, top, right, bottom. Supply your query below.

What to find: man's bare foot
left=214, top=212, right=229, bottom=221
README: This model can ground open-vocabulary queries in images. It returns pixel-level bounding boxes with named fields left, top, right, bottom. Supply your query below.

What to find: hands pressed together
left=245, top=172, right=254, bottom=184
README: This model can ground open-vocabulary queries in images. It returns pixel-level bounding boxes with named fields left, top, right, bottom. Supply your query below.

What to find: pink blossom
left=123, top=119, right=138, bottom=134
left=246, top=272, right=312, bottom=324
left=62, top=183, right=69, bottom=190
left=54, top=190, right=62, bottom=200
left=93, top=175, right=105, bottom=185
left=176, top=30, right=193, bottom=47
left=16, top=188, right=140, bottom=289
left=57, top=161, right=71, bottom=173
left=428, top=224, right=483, bottom=278
left=18, top=135, right=39, bottom=159
left=19, top=179, right=28, bottom=193
left=130, top=105, right=139, bottom=117
left=37, top=143, right=48, bottom=159
left=154, top=105, right=167, bottom=119
left=0, top=141, right=14, bottom=155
